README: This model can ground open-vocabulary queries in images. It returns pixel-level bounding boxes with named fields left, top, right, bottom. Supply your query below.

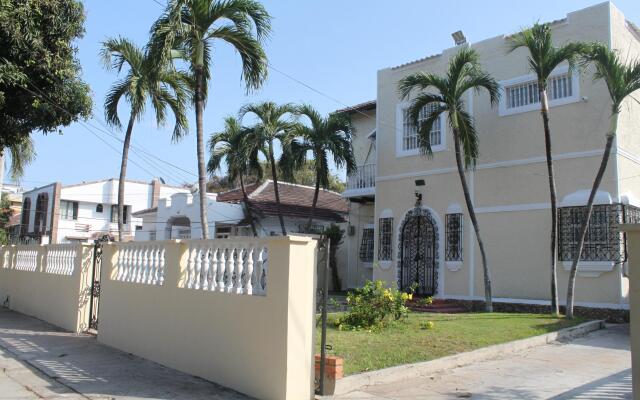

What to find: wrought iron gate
left=398, top=194, right=438, bottom=296
left=88, top=236, right=109, bottom=331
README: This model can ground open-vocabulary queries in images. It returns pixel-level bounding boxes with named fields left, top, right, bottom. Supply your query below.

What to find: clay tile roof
left=218, top=180, right=348, bottom=222
left=333, top=100, right=376, bottom=115
left=132, top=207, right=158, bottom=217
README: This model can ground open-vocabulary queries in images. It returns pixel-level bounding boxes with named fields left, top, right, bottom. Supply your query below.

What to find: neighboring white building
left=133, top=190, right=246, bottom=241
left=18, top=179, right=188, bottom=243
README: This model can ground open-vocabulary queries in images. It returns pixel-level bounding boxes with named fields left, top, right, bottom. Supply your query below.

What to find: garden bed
left=316, top=312, right=585, bottom=376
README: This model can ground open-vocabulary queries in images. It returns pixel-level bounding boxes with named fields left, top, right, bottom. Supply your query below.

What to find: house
left=18, top=178, right=188, bottom=243
left=132, top=190, right=246, bottom=240
left=341, top=2, right=640, bottom=312
left=1, top=183, right=25, bottom=240
left=216, top=180, right=349, bottom=236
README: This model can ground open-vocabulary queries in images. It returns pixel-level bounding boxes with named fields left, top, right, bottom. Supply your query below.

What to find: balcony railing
left=347, top=164, right=376, bottom=191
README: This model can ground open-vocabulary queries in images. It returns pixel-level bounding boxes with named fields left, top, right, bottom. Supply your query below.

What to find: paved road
left=330, top=324, right=632, bottom=400
left=0, top=307, right=250, bottom=400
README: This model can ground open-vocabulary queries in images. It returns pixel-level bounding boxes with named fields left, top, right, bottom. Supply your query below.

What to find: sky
left=9, top=0, right=640, bottom=190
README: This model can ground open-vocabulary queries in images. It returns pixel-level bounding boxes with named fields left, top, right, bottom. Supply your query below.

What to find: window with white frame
left=359, top=227, right=375, bottom=262
left=445, top=213, right=463, bottom=262
left=505, top=72, right=573, bottom=111
left=60, top=201, right=78, bottom=221
left=402, top=104, right=442, bottom=151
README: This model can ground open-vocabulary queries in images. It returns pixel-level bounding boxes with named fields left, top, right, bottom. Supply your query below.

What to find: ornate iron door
left=400, top=215, right=436, bottom=295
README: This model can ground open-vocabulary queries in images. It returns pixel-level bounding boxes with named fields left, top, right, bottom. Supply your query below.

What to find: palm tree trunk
left=0, top=150, right=4, bottom=196
left=540, top=89, right=560, bottom=316
left=306, top=169, right=321, bottom=233
left=118, top=115, right=135, bottom=242
left=453, top=127, right=492, bottom=312
left=240, top=174, right=258, bottom=237
left=566, top=113, right=618, bottom=319
left=268, top=141, right=286, bottom=236
left=195, top=65, right=209, bottom=240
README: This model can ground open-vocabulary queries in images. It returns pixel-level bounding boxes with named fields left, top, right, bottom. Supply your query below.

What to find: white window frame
left=396, top=101, right=446, bottom=158
left=498, top=66, right=580, bottom=116
left=60, top=200, right=77, bottom=221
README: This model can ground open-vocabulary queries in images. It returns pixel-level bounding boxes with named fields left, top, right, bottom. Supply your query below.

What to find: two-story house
left=342, top=2, right=640, bottom=312
left=19, top=178, right=188, bottom=243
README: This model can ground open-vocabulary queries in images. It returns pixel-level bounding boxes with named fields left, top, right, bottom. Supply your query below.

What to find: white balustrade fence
left=113, top=242, right=166, bottom=286
left=184, top=240, right=268, bottom=296
left=45, top=244, right=79, bottom=275
left=15, top=246, right=40, bottom=272
left=347, top=163, right=376, bottom=191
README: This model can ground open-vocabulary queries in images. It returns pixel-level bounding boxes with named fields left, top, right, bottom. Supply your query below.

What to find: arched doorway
left=166, top=216, right=191, bottom=239
left=397, top=196, right=439, bottom=295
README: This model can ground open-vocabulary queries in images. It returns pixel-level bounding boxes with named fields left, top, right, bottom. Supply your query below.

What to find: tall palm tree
left=239, top=101, right=298, bottom=235
left=150, top=0, right=271, bottom=239
left=208, top=116, right=262, bottom=236
left=102, top=37, right=190, bottom=241
left=398, top=48, right=499, bottom=312
left=286, top=104, right=356, bottom=232
left=509, top=23, right=588, bottom=316
left=566, top=44, right=640, bottom=318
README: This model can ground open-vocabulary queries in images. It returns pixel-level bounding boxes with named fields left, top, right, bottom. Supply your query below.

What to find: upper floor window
left=378, top=218, right=393, bottom=261
left=110, top=204, right=129, bottom=224
left=60, top=201, right=78, bottom=221
left=34, top=193, right=49, bottom=235
left=401, top=104, right=442, bottom=152
left=96, top=204, right=103, bottom=213
left=20, top=198, right=31, bottom=236
left=499, top=68, right=579, bottom=116
left=445, top=213, right=463, bottom=262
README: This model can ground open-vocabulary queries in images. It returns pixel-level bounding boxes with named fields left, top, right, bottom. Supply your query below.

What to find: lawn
left=316, top=312, right=585, bottom=376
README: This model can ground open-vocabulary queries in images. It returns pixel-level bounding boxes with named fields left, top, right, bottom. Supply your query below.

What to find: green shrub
left=335, top=280, right=412, bottom=330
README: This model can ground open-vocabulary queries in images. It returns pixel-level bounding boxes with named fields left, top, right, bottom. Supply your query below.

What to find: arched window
left=96, top=204, right=103, bottom=213
left=20, top=198, right=31, bottom=236
left=34, top=193, right=49, bottom=235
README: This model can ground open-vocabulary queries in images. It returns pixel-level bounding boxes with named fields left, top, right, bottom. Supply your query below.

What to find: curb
left=325, top=319, right=605, bottom=396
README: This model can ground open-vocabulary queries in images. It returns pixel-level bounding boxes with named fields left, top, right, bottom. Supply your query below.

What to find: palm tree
left=566, top=44, right=640, bottom=318
left=102, top=37, right=190, bottom=241
left=208, top=116, right=262, bottom=236
left=509, top=23, right=588, bottom=316
left=239, top=101, right=298, bottom=235
left=150, top=0, right=271, bottom=239
left=287, top=104, right=356, bottom=232
left=0, top=136, right=36, bottom=192
left=398, top=48, right=499, bottom=312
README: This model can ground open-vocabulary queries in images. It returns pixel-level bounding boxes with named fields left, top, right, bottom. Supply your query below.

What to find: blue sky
left=11, top=0, right=640, bottom=189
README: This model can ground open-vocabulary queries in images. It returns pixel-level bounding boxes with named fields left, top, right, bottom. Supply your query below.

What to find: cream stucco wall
left=0, top=244, right=93, bottom=333
left=366, top=2, right=638, bottom=307
left=97, top=237, right=317, bottom=400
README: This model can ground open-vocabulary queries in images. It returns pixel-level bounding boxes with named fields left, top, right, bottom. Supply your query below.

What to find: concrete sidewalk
left=0, top=307, right=251, bottom=400
left=328, top=324, right=632, bottom=399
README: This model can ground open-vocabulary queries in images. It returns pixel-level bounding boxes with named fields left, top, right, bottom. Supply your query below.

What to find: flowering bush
left=335, top=280, right=411, bottom=330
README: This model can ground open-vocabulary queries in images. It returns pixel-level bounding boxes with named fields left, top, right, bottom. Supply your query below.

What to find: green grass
left=316, top=312, right=585, bottom=376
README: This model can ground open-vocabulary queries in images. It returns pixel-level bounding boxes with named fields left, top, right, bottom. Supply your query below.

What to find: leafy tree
left=265, top=160, right=346, bottom=193
left=150, top=0, right=271, bottom=239
left=398, top=48, right=499, bottom=312
left=239, top=102, right=298, bottom=235
left=509, top=23, right=588, bottom=316
left=102, top=37, right=190, bottom=241
left=566, top=44, right=640, bottom=318
left=208, top=117, right=261, bottom=236
left=285, top=104, right=356, bottom=231
left=0, top=0, right=91, bottom=150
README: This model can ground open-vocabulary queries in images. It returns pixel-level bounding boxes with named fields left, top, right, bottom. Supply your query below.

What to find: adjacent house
left=342, top=2, right=640, bottom=311
left=18, top=178, right=188, bottom=243
left=216, top=180, right=349, bottom=236
left=132, top=190, right=246, bottom=240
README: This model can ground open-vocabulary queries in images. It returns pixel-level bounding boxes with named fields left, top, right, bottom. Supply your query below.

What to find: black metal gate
left=399, top=214, right=436, bottom=295
left=88, top=236, right=109, bottom=332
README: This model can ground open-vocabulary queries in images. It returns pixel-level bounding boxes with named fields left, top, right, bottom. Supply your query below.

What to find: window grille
left=445, top=213, right=463, bottom=261
left=402, top=103, right=442, bottom=151
left=378, top=218, right=393, bottom=261
left=558, top=204, right=639, bottom=262
left=506, top=72, right=573, bottom=110
left=359, top=227, right=375, bottom=262
left=60, top=201, right=78, bottom=221
left=110, top=205, right=129, bottom=224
